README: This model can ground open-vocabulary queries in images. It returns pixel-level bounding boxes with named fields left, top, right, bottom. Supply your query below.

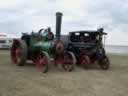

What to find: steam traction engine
left=10, top=12, right=76, bottom=73
left=66, top=28, right=110, bottom=70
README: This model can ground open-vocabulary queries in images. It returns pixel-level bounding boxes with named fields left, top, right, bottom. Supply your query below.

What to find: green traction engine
left=10, top=12, right=76, bottom=73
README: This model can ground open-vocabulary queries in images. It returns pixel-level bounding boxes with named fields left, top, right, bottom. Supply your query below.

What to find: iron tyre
left=62, top=51, right=76, bottom=72
left=10, top=40, right=27, bottom=66
left=80, top=55, right=90, bottom=69
left=99, top=56, right=110, bottom=70
left=36, top=51, right=50, bottom=73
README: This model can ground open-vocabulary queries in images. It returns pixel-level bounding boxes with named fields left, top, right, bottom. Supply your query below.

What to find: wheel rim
left=16, top=48, right=22, bottom=64
left=11, top=47, right=17, bottom=64
left=36, top=52, right=49, bottom=73
left=81, top=55, right=89, bottom=65
left=11, top=45, right=22, bottom=64
left=63, top=52, right=76, bottom=71
left=80, top=55, right=90, bottom=68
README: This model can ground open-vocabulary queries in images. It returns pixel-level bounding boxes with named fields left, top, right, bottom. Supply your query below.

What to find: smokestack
left=56, top=12, right=63, bottom=40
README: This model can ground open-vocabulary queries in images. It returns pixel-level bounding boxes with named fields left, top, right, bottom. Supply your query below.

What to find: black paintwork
left=56, top=12, right=63, bottom=41
left=65, top=28, right=107, bottom=60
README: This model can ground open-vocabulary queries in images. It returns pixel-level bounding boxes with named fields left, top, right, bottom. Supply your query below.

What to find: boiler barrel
left=33, top=41, right=55, bottom=53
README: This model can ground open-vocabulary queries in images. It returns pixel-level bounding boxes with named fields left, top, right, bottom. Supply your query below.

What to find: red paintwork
left=11, top=48, right=17, bottom=64
left=64, top=53, right=73, bottom=64
left=36, top=53, right=48, bottom=72
left=11, top=42, right=21, bottom=64
left=55, top=41, right=64, bottom=54
left=47, top=34, right=54, bottom=40
left=31, top=57, right=37, bottom=63
left=54, top=52, right=73, bottom=66
left=79, top=49, right=96, bottom=65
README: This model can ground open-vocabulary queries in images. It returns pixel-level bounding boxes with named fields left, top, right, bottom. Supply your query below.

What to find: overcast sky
left=0, top=0, right=128, bottom=45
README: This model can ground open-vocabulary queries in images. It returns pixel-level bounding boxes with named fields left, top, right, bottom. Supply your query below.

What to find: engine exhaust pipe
left=56, top=12, right=63, bottom=41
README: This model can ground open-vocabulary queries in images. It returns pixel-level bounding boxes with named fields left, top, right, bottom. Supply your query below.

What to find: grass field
left=0, top=50, right=128, bottom=96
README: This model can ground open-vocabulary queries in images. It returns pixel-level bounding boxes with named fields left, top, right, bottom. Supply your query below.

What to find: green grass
left=0, top=50, right=128, bottom=96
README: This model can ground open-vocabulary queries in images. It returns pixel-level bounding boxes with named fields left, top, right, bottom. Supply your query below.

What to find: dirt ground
left=0, top=50, right=128, bottom=96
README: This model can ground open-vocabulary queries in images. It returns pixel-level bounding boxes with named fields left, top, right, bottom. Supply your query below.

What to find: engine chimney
left=56, top=12, right=63, bottom=40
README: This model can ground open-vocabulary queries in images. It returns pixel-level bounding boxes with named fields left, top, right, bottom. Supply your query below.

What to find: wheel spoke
left=10, top=40, right=27, bottom=66
left=62, top=52, right=76, bottom=72
left=36, top=52, right=49, bottom=73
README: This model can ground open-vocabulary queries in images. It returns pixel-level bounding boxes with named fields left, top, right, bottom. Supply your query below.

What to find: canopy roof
left=69, top=30, right=107, bottom=35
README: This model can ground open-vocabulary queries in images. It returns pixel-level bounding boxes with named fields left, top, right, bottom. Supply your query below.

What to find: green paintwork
left=40, top=32, right=49, bottom=41
left=33, top=41, right=53, bottom=53
left=29, top=30, right=55, bottom=54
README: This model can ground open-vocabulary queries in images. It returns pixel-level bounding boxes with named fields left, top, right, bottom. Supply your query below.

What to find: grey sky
left=0, top=0, right=128, bottom=45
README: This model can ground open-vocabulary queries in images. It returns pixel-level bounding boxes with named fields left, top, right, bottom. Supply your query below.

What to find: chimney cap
left=56, top=12, right=63, bottom=16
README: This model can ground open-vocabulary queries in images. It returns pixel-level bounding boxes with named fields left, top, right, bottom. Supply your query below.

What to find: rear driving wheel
left=99, top=56, right=110, bottom=70
left=10, top=40, right=27, bottom=66
left=36, top=51, right=50, bottom=73
left=62, top=51, right=76, bottom=72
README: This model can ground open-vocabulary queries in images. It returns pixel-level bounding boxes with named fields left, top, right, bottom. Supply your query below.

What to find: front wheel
left=62, top=51, right=76, bottom=72
left=98, top=56, right=110, bottom=70
left=80, top=55, right=90, bottom=69
left=36, top=51, right=50, bottom=73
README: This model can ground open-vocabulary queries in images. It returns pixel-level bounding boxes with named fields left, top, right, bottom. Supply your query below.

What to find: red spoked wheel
left=10, top=40, right=27, bottom=66
left=98, top=56, right=110, bottom=70
left=36, top=51, right=50, bottom=73
left=80, top=55, right=90, bottom=69
left=62, top=51, right=76, bottom=72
